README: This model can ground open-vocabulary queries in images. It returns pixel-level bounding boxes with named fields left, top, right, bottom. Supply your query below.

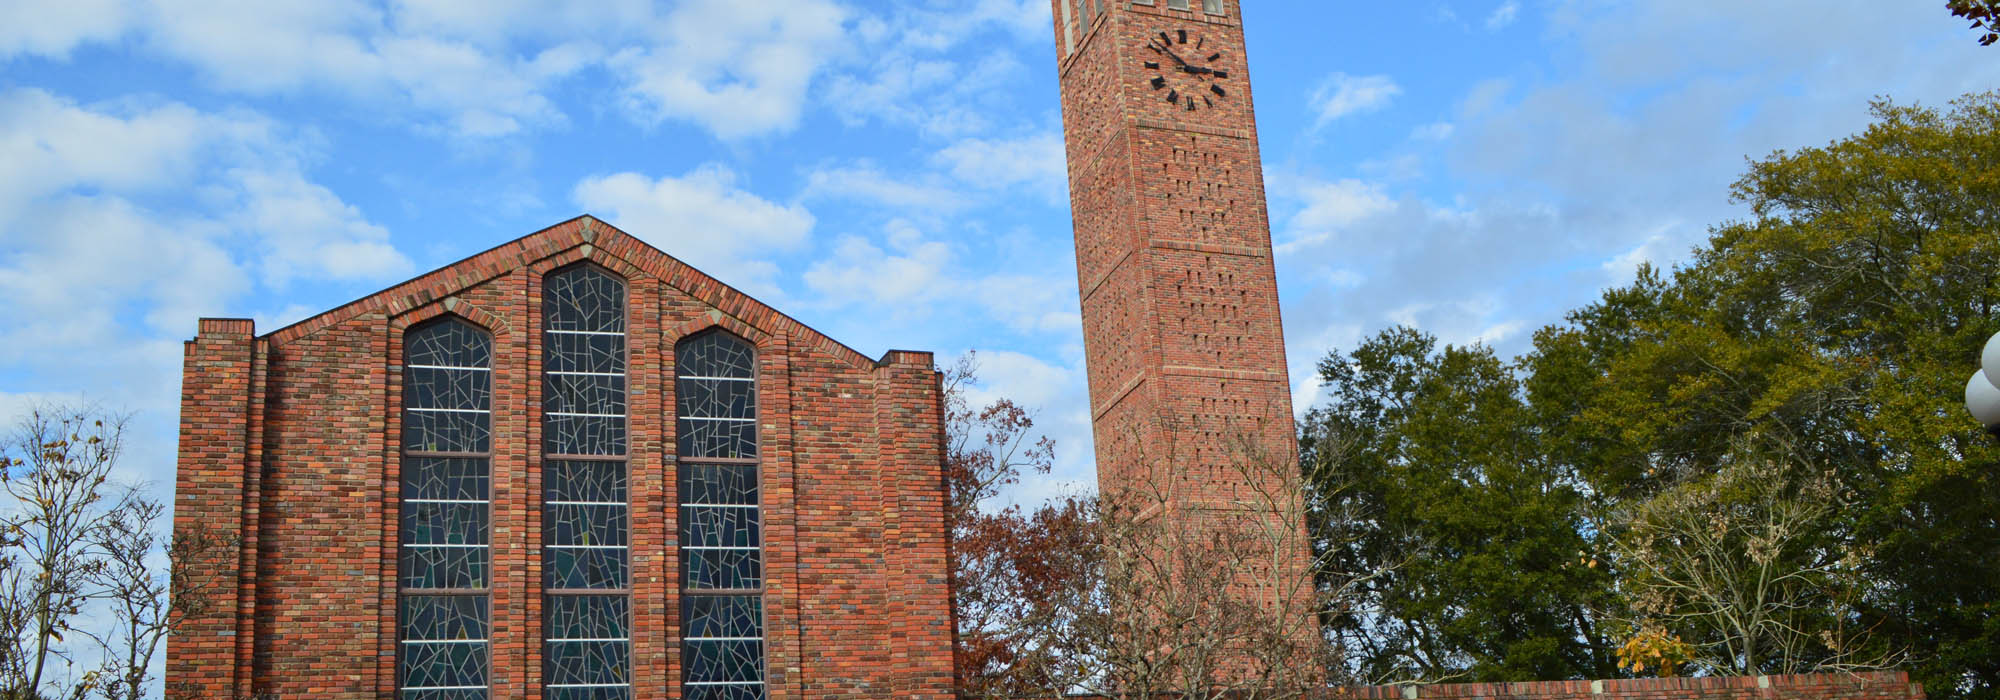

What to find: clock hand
left=1153, top=40, right=1193, bottom=69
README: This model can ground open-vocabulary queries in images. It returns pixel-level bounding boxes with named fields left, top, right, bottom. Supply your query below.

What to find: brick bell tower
left=1051, top=0, right=1314, bottom=636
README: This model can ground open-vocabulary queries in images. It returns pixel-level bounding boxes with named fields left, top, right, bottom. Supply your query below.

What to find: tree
left=943, top=353, right=1072, bottom=697
left=0, top=406, right=124, bottom=699
left=1301, top=329, right=1619, bottom=683
left=0, top=405, right=227, bottom=700
left=1950, top=0, right=2000, bottom=46
left=1608, top=439, right=1890, bottom=676
left=1006, top=419, right=1342, bottom=699
left=85, top=493, right=228, bottom=700
left=946, top=354, right=1375, bottom=698
left=1517, top=93, right=2000, bottom=696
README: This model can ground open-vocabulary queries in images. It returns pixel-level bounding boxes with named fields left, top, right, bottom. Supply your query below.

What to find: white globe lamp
left=1969, top=370, right=2000, bottom=437
left=1984, top=332, right=2000, bottom=389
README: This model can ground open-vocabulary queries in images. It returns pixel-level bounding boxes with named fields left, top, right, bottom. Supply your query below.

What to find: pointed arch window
left=676, top=331, right=766, bottom=699
left=399, top=317, right=494, bottom=699
left=541, top=265, right=633, bottom=700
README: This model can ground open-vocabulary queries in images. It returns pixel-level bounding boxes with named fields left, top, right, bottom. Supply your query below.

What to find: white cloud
left=0, top=88, right=408, bottom=445
left=611, top=0, right=848, bottom=140
left=820, top=0, right=1053, bottom=140
left=0, top=91, right=217, bottom=213
left=574, top=164, right=815, bottom=296
left=935, top=132, right=1068, bottom=204
left=1485, top=1, right=1520, bottom=31
left=0, top=0, right=135, bottom=58
left=802, top=220, right=953, bottom=306
left=0, top=89, right=406, bottom=329
left=229, top=169, right=413, bottom=285
left=1310, top=73, right=1401, bottom=128
left=137, top=0, right=581, bottom=137
left=6, top=0, right=869, bottom=141
left=1276, top=177, right=1394, bottom=253
left=1411, top=122, right=1455, bottom=141
left=803, top=163, right=972, bottom=212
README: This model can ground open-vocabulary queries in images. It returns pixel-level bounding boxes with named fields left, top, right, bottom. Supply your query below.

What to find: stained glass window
left=542, top=265, right=632, bottom=700
left=677, top=331, right=765, bottom=699
left=400, top=318, right=492, bottom=699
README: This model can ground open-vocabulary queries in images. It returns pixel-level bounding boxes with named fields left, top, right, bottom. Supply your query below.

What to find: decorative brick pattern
left=169, top=217, right=954, bottom=698
left=1052, top=0, right=1313, bottom=620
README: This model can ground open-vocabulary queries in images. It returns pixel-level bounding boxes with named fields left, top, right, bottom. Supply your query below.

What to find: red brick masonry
left=1333, top=672, right=1925, bottom=700
left=1052, top=0, right=1312, bottom=626
left=1060, top=672, right=1926, bottom=700
left=168, top=216, right=955, bottom=699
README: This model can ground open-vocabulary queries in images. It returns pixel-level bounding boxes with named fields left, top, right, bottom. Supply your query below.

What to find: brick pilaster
left=874, top=350, right=954, bottom=699
left=168, top=318, right=257, bottom=698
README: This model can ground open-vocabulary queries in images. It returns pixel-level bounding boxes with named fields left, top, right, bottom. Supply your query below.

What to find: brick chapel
left=168, top=0, right=1302, bottom=698
left=169, top=221, right=955, bottom=699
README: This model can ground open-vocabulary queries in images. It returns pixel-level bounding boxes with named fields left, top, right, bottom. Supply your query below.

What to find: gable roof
left=263, top=215, right=883, bottom=369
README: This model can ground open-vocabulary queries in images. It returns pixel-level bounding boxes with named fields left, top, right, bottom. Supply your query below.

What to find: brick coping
left=1038, top=671, right=1923, bottom=700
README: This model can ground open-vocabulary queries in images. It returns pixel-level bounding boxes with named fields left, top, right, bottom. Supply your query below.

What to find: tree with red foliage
left=943, top=353, right=1090, bottom=697
left=945, top=351, right=1363, bottom=697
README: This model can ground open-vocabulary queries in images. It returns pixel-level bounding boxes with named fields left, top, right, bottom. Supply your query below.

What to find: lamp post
left=1967, top=331, right=2000, bottom=439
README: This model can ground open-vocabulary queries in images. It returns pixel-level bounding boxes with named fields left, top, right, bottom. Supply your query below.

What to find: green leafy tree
left=1302, top=328, right=1619, bottom=682
left=1519, top=93, right=2000, bottom=697
left=1306, top=93, right=2000, bottom=695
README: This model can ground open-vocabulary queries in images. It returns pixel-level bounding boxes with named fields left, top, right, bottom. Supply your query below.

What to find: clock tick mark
left=1166, top=89, right=1179, bottom=104
left=1144, top=61, right=1160, bottom=70
left=1177, top=29, right=1188, bottom=44
left=1151, top=77, right=1167, bottom=90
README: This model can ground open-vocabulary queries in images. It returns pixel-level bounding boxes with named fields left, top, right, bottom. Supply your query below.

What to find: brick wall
left=1335, top=672, right=1926, bottom=700
left=168, top=216, right=955, bottom=698
left=1054, top=671, right=1927, bottom=700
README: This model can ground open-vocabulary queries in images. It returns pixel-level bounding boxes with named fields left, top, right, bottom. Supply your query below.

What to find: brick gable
left=169, top=216, right=953, bottom=699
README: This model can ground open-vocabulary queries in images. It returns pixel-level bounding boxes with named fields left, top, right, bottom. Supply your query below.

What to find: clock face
left=1142, top=27, right=1231, bottom=112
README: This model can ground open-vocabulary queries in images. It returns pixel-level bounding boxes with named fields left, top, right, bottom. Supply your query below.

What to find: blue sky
left=3, top=0, right=1997, bottom=508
